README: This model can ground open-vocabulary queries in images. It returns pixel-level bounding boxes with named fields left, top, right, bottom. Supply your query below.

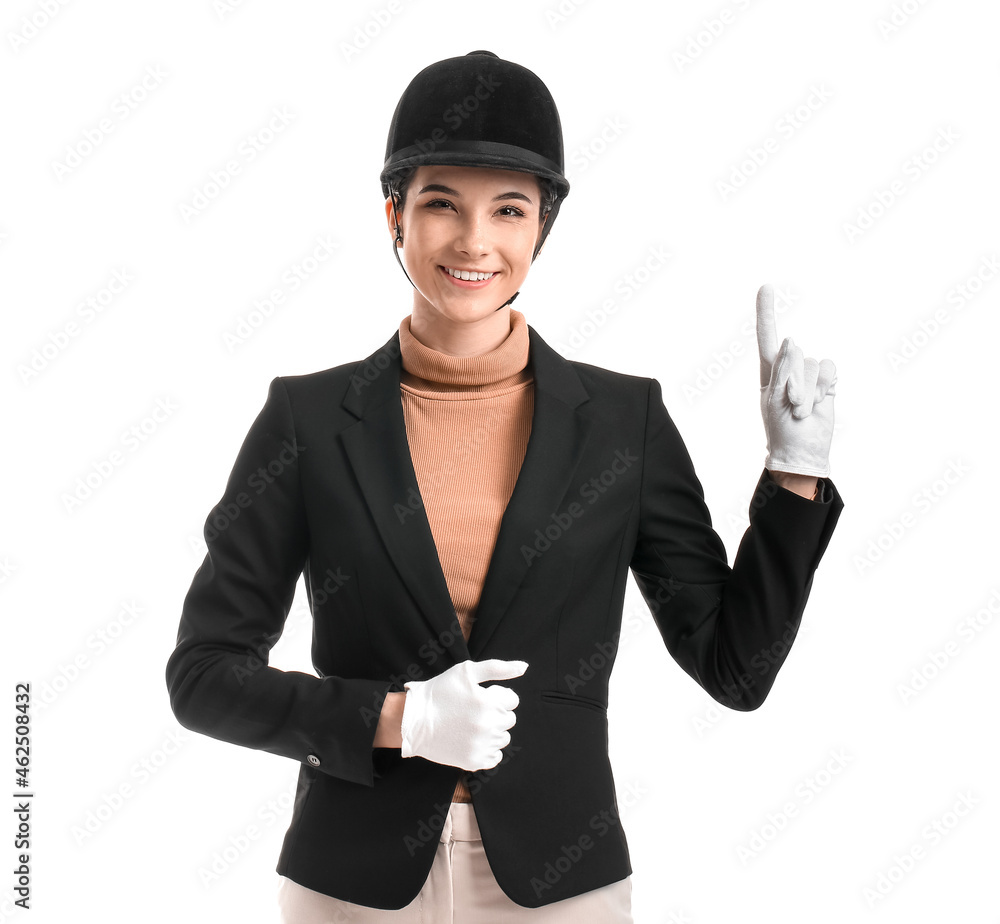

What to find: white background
left=3, top=0, right=999, bottom=921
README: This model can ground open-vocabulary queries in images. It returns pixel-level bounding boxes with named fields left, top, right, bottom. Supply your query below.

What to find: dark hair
left=386, top=166, right=558, bottom=222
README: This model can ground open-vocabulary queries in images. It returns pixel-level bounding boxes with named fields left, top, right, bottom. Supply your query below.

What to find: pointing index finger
left=469, top=659, right=529, bottom=683
left=756, top=283, right=779, bottom=387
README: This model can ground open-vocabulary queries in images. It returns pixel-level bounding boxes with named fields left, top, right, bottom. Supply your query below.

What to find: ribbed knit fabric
left=397, top=309, right=533, bottom=803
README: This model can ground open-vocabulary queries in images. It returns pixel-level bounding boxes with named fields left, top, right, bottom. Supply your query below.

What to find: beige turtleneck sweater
left=397, top=308, right=533, bottom=803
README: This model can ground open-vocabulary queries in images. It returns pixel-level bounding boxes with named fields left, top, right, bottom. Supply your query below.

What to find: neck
left=398, top=308, right=529, bottom=388
left=408, top=301, right=513, bottom=357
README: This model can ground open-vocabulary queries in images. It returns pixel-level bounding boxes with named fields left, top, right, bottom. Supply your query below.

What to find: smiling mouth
left=441, top=265, right=497, bottom=282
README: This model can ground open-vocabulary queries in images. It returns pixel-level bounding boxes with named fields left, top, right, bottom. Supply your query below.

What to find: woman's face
left=385, top=164, right=546, bottom=324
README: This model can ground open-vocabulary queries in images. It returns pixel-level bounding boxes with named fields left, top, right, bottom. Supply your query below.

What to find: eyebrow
left=416, top=183, right=534, bottom=204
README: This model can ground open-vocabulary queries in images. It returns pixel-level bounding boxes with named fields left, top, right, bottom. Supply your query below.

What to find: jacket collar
left=340, top=323, right=593, bottom=663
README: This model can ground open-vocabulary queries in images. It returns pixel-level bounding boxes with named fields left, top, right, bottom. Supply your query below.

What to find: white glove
left=756, top=283, right=837, bottom=477
left=400, top=658, right=528, bottom=771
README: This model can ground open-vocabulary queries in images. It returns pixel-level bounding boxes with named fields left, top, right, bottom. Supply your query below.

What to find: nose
left=453, top=211, right=491, bottom=257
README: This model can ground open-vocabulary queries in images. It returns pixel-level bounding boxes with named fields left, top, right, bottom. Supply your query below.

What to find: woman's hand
left=756, top=283, right=837, bottom=479
left=400, top=658, right=528, bottom=771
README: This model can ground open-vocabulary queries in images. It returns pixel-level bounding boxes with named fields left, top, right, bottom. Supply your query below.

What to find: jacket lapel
left=340, top=323, right=593, bottom=665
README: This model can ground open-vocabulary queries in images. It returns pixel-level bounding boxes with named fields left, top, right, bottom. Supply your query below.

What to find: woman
left=166, top=50, right=844, bottom=921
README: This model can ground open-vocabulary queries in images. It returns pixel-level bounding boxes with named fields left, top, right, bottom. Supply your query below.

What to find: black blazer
left=165, top=322, right=844, bottom=910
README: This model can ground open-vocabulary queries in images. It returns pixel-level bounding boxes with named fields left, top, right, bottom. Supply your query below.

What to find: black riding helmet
left=381, top=50, right=570, bottom=311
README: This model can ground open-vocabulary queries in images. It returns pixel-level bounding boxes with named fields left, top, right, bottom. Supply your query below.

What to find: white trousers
left=277, top=800, right=633, bottom=923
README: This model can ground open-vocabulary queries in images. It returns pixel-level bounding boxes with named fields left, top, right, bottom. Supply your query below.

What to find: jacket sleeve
left=629, top=377, right=844, bottom=710
left=165, top=376, right=393, bottom=787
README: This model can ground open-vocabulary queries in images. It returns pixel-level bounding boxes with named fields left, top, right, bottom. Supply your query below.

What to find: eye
left=421, top=199, right=527, bottom=218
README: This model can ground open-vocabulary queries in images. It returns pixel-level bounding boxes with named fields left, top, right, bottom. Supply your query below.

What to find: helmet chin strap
left=390, top=189, right=531, bottom=313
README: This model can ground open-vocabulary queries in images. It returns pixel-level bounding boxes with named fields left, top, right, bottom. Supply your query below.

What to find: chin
left=439, top=303, right=506, bottom=321
left=428, top=292, right=513, bottom=318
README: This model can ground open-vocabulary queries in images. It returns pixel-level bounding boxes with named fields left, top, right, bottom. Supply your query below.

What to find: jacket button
left=307, top=754, right=321, bottom=767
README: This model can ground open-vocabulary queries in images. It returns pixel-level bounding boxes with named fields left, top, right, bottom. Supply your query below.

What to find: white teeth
left=445, top=266, right=494, bottom=281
